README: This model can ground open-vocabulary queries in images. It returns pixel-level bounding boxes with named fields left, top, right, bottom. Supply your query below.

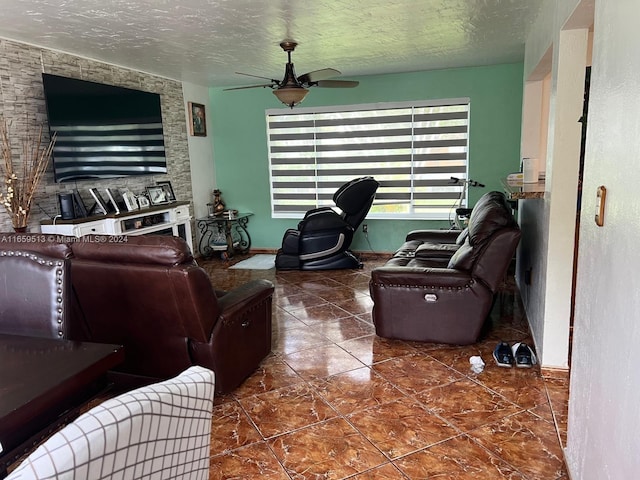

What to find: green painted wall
left=209, top=62, right=523, bottom=253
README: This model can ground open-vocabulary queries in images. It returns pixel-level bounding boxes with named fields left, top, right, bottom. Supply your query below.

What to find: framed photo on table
left=121, top=189, right=139, bottom=211
left=137, top=194, right=150, bottom=209
left=72, top=189, right=89, bottom=218
left=156, top=181, right=176, bottom=202
left=105, top=188, right=127, bottom=214
left=88, top=187, right=111, bottom=215
left=188, top=102, right=207, bottom=136
left=146, top=185, right=168, bottom=205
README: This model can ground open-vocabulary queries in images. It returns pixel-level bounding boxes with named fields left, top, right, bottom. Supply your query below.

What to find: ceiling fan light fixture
left=273, top=86, right=308, bottom=108
left=230, top=40, right=357, bottom=106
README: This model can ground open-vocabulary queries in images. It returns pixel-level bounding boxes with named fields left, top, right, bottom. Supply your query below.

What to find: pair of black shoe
left=493, top=341, right=536, bottom=368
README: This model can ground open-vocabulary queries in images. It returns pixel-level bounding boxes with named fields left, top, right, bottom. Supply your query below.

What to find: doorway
left=568, top=66, right=591, bottom=367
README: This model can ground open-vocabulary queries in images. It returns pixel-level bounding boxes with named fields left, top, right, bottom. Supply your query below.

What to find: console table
left=196, top=212, right=253, bottom=259
left=40, top=201, right=193, bottom=252
left=0, top=334, right=124, bottom=474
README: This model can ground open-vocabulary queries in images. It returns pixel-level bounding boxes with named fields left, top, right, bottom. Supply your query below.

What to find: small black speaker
left=59, top=193, right=75, bottom=220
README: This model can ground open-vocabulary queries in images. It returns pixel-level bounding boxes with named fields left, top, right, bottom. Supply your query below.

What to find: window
left=267, top=99, right=470, bottom=219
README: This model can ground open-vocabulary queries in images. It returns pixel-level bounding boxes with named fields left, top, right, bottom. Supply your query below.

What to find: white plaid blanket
left=8, top=366, right=214, bottom=480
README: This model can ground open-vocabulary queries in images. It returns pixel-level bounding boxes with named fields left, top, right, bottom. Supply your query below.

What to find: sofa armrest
left=405, top=229, right=461, bottom=244
left=370, top=266, right=473, bottom=288
left=190, top=279, right=274, bottom=393
left=216, top=279, right=275, bottom=323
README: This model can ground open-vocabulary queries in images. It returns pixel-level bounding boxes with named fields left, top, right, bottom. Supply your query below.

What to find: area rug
left=229, top=254, right=276, bottom=270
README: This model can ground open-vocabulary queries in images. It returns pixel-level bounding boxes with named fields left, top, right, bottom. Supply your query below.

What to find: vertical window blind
left=267, top=99, right=470, bottom=219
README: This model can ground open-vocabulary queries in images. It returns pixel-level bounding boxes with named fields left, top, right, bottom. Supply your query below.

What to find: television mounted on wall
left=41, top=73, right=168, bottom=183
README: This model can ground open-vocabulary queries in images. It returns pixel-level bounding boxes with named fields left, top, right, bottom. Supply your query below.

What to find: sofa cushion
left=415, top=242, right=460, bottom=259
left=455, top=227, right=469, bottom=245
left=447, top=193, right=517, bottom=272
left=467, top=192, right=515, bottom=246
left=447, top=241, right=475, bottom=271
left=393, top=240, right=421, bottom=258
left=71, top=235, right=194, bottom=266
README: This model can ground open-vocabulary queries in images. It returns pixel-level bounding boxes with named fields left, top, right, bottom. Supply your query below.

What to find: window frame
left=266, top=98, right=471, bottom=220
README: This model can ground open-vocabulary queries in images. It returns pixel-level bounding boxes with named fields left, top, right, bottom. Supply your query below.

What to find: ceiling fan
left=224, top=41, right=359, bottom=108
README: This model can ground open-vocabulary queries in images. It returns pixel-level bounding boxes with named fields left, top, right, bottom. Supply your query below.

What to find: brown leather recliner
left=0, top=246, right=71, bottom=339
left=370, top=191, right=520, bottom=345
left=0, top=234, right=274, bottom=393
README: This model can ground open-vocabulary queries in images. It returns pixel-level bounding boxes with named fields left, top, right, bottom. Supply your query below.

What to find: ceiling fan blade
left=297, top=68, right=341, bottom=84
left=224, top=84, right=274, bottom=91
left=315, top=79, right=360, bottom=88
left=235, top=72, right=280, bottom=82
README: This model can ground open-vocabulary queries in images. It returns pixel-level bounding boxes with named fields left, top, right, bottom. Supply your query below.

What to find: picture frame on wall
left=156, top=180, right=176, bottom=202
left=188, top=102, right=206, bottom=136
left=146, top=185, right=168, bottom=205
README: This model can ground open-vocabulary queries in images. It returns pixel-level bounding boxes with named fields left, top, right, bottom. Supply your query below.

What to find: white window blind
left=267, top=99, right=470, bottom=219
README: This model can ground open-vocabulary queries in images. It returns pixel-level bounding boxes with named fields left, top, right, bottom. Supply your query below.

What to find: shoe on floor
left=513, top=342, right=536, bottom=368
left=493, top=341, right=514, bottom=368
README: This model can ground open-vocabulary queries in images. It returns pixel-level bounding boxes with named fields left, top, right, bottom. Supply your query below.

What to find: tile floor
left=200, top=254, right=569, bottom=480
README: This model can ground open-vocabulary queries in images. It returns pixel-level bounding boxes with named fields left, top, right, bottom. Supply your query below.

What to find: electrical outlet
left=362, top=224, right=368, bottom=233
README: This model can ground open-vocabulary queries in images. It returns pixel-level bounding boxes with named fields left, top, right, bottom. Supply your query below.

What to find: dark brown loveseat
left=0, top=234, right=274, bottom=393
left=370, top=191, right=520, bottom=345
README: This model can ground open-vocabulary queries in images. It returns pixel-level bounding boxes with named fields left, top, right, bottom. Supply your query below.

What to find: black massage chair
left=275, top=176, right=379, bottom=270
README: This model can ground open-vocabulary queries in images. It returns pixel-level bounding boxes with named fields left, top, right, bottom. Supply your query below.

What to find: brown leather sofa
left=370, top=191, right=520, bottom=345
left=0, top=246, right=71, bottom=339
left=0, top=234, right=274, bottom=393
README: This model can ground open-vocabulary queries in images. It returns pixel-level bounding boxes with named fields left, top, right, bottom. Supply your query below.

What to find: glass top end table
left=196, top=212, right=253, bottom=259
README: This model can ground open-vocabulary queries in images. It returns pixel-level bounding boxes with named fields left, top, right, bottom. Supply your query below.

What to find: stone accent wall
left=0, top=38, right=192, bottom=233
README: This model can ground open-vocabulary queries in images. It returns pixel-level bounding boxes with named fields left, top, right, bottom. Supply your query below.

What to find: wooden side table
left=196, top=212, right=253, bottom=259
left=0, top=334, right=124, bottom=474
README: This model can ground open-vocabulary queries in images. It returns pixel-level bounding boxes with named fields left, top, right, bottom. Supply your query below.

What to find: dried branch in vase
left=0, top=118, right=57, bottom=230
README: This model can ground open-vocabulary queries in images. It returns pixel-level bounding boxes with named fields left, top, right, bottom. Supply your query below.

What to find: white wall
left=520, top=80, right=543, bottom=160
left=542, top=28, right=588, bottom=368
left=182, top=82, right=216, bottom=219
left=519, top=0, right=589, bottom=369
left=566, top=0, right=640, bottom=477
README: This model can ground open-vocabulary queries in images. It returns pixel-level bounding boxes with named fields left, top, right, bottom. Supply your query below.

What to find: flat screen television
left=42, top=73, right=168, bottom=183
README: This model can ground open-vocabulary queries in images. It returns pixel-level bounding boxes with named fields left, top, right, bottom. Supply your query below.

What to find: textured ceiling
left=0, top=0, right=542, bottom=87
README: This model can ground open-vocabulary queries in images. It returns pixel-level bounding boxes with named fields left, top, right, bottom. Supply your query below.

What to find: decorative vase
left=212, top=189, right=226, bottom=215
left=0, top=119, right=56, bottom=235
